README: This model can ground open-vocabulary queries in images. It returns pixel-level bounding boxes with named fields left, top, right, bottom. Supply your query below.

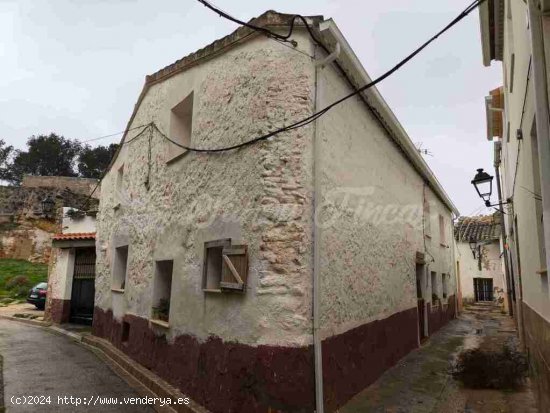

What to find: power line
left=78, top=0, right=486, bottom=209
left=77, top=124, right=152, bottom=211
left=172, top=0, right=485, bottom=153
left=270, top=37, right=315, bottom=59
left=79, top=124, right=149, bottom=144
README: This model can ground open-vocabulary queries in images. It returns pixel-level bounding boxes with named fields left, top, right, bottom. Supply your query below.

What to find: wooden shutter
left=220, top=245, right=248, bottom=292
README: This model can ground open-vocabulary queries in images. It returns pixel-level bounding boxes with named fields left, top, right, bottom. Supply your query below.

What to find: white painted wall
left=315, top=49, right=456, bottom=340
left=456, top=241, right=505, bottom=302
left=61, top=207, right=96, bottom=234
left=500, top=0, right=550, bottom=321
left=48, top=248, right=75, bottom=301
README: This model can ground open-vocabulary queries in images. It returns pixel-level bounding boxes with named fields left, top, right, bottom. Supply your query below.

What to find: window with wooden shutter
left=202, top=240, right=248, bottom=294
left=220, top=245, right=248, bottom=292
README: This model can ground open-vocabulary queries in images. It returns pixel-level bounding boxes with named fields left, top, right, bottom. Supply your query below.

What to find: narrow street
left=0, top=320, right=153, bottom=412
left=341, top=303, right=539, bottom=413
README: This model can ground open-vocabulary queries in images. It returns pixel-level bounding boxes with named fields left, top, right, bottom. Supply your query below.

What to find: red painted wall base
left=46, top=298, right=71, bottom=324
left=93, top=298, right=455, bottom=412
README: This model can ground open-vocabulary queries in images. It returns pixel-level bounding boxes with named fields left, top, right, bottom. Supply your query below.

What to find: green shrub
left=6, top=275, right=29, bottom=289
left=0, top=259, right=47, bottom=300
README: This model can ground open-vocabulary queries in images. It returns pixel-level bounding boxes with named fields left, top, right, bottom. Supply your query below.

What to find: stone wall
left=0, top=185, right=95, bottom=263
left=95, top=29, right=316, bottom=347
left=22, top=175, right=98, bottom=197
left=95, top=28, right=316, bottom=413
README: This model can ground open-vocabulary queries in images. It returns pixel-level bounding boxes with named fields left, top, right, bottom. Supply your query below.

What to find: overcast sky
left=0, top=0, right=501, bottom=215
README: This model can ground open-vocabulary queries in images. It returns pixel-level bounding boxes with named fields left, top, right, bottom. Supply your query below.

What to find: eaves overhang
left=479, top=0, right=504, bottom=66
left=52, top=232, right=96, bottom=248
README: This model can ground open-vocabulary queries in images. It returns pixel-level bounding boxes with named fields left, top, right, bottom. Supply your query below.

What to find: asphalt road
left=0, top=320, right=153, bottom=412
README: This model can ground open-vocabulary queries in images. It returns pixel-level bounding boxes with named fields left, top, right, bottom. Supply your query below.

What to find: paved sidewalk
left=341, top=303, right=538, bottom=413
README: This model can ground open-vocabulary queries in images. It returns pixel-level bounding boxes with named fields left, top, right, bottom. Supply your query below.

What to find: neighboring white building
left=46, top=207, right=96, bottom=324
left=479, top=0, right=550, bottom=410
left=454, top=215, right=506, bottom=307
left=93, top=11, right=459, bottom=412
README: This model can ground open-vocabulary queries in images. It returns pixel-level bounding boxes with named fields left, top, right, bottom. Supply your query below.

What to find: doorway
left=70, top=247, right=96, bottom=324
left=474, top=278, right=493, bottom=301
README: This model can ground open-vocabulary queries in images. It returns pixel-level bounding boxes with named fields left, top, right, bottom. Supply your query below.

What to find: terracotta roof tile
left=454, top=214, right=501, bottom=242
left=52, top=232, right=96, bottom=241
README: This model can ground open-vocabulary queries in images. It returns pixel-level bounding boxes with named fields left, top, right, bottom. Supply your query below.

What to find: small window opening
left=423, top=198, right=431, bottom=237
left=431, top=271, right=438, bottom=304
left=113, top=245, right=129, bottom=290
left=169, top=92, right=193, bottom=161
left=152, top=260, right=173, bottom=323
left=115, top=164, right=124, bottom=204
left=205, top=246, right=224, bottom=290
left=439, top=215, right=446, bottom=244
left=442, top=273, right=448, bottom=299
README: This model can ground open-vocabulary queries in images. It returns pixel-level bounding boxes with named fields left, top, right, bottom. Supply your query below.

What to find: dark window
left=113, top=245, right=129, bottom=290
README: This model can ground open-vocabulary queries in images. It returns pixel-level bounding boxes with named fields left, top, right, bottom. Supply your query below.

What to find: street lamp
left=41, top=195, right=55, bottom=219
left=471, top=168, right=511, bottom=208
left=471, top=168, right=493, bottom=206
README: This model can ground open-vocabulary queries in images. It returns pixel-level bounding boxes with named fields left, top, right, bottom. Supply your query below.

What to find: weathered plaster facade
left=454, top=215, right=506, bottom=306
left=94, top=12, right=459, bottom=413
left=96, top=30, right=316, bottom=348
left=456, top=242, right=505, bottom=302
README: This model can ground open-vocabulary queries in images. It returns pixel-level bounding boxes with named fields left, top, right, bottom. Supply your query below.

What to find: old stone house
left=479, top=0, right=550, bottom=410
left=93, top=11, right=459, bottom=412
left=454, top=215, right=506, bottom=307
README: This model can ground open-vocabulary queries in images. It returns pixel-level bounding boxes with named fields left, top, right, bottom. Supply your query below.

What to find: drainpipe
left=494, top=141, right=514, bottom=316
left=312, top=47, right=324, bottom=413
left=312, top=39, right=340, bottom=413
left=528, top=0, right=550, bottom=275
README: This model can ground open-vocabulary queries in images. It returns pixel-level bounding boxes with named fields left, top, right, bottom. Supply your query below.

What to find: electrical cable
left=79, top=124, right=149, bottom=144
left=168, top=0, right=486, bottom=153
left=269, top=37, right=315, bottom=59
left=76, top=0, right=486, bottom=210
left=77, top=124, right=152, bottom=211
